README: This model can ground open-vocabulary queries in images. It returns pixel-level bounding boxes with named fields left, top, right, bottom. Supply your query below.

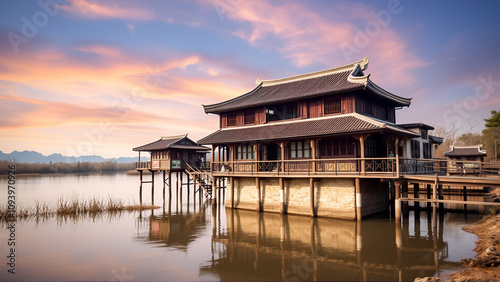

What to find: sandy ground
left=444, top=188, right=500, bottom=282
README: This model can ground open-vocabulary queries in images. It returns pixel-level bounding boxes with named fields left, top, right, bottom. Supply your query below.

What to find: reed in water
left=0, top=195, right=159, bottom=222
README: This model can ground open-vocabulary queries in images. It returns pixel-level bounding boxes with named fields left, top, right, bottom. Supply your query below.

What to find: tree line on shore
left=0, top=160, right=134, bottom=175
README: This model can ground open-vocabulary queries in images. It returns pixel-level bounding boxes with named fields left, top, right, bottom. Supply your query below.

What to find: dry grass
left=0, top=195, right=159, bottom=222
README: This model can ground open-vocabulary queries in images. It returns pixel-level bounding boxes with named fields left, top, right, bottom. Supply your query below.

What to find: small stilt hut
left=133, top=134, right=211, bottom=204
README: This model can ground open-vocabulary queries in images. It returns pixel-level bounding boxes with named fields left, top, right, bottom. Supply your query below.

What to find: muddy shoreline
left=444, top=188, right=500, bottom=281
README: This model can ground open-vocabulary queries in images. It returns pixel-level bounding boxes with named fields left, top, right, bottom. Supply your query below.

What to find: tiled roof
left=429, top=135, right=444, bottom=144
left=444, top=146, right=487, bottom=157
left=133, top=135, right=210, bottom=152
left=203, top=58, right=412, bottom=114
left=198, top=113, right=419, bottom=145
left=398, top=123, right=435, bottom=130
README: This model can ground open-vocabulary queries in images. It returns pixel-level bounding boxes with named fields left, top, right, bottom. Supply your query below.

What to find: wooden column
left=395, top=137, right=400, bottom=177
left=359, top=135, right=366, bottom=174
left=463, top=186, right=468, bottom=202
left=310, top=178, right=316, bottom=217
left=414, top=183, right=420, bottom=208
left=211, top=145, right=216, bottom=173
left=230, top=145, right=236, bottom=174
left=310, top=139, right=317, bottom=173
left=139, top=170, right=143, bottom=204
left=394, top=180, right=402, bottom=223
left=212, top=176, right=217, bottom=206
left=163, top=170, right=166, bottom=201
left=151, top=171, right=155, bottom=205
left=433, top=174, right=438, bottom=206
left=280, top=177, right=285, bottom=214
left=256, top=177, right=262, bottom=212
left=355, top=178, right=362, bottom=221
left=254, top=144, right=260, bottom=173
left=426, top=184, right=431, bottom=208
left=187, top=173, right=190, bottom=199
left=279, top=142, right=286, bottom=173
left=168, top=171, right=172, bottom=197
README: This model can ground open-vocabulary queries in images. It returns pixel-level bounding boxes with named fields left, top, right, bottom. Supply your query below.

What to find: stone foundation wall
left=225, top=177, right=359, bottom=219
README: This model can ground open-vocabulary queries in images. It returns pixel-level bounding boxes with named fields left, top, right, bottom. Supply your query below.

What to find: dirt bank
left=446, top=189, right=500, bottom=281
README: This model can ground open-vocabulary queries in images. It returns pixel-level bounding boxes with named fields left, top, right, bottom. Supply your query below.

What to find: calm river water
left=0, top=172, right=482, bottom=281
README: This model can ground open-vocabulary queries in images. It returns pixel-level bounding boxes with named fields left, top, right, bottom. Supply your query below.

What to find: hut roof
left=133, top=134, right=210, bottom=152
left=444, top=145, right=487, bottom=157
left=202, top=58, right=412, bottom=114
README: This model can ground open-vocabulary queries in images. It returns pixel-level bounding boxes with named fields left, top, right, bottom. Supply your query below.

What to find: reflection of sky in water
left=0, top=173, right=480, bottom=281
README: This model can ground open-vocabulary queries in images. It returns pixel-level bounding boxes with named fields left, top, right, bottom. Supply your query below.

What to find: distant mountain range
left=0, top=150, right=146, bottom=164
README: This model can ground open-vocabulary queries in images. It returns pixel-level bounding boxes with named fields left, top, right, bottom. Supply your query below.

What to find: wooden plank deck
left=400, top=197, right=500, bottom=206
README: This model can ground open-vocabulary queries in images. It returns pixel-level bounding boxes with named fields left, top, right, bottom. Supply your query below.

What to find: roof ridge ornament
left=256, top=57, right=370, bottom=87
left=161, top=134, right=187, bottom=140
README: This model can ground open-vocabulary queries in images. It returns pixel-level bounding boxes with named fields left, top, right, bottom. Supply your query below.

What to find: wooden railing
left=211, top=157, right=500, bottom=177
left=136, top=161, right=151, bottom=170
left=212, top=157, right=398, bottom=176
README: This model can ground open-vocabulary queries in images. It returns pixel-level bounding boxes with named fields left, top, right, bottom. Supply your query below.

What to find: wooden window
left=244, top=110, right=255, bottom=124
left=267, top=103, right=298, bottom=122
left=319, top=137, right=356, bottom=158
left=421, top=128, right=428, bottom=140
left=290, top=141, right=311, bottom=159
left=423, top=142, right=431, bottom=159
left=227, top=113, right=237, bottom=127
left=411, top=140, right=421, bottom=159
left=236, top=144, right=254, bottom=160
left=324, top=97, right=341, bottom=115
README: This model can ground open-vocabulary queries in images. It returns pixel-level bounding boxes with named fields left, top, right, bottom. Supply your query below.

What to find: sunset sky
left=1, top=0, right=499, bottom=158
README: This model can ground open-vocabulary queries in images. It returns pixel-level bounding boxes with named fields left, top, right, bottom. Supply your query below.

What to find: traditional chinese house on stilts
left=133, top=134, right=211, bottom=204
left=198, top=58, right=446, bottom=220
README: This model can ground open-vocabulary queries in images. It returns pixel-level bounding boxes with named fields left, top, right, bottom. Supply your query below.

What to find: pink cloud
left=61, top=0, right=155, bottom=20
left=224, top=1, right=428, bottom=87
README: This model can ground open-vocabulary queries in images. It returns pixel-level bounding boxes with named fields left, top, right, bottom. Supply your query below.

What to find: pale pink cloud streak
left=225, top=1, right=429, bottom=87
left=61, top=0, right=155, bottom=20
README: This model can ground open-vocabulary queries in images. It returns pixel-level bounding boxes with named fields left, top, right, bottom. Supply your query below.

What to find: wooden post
left=187, top=173, right=190, bottom=198
left=256, top=177, right=262, bottom=212
left=402, top=181, right=408, bottom=218
left=310, top=140, right=317, bottom=173
left=230, top=177, right=235, bottom=208
left=168, top=171, right=172, bottom=197
left=360, top=136, right=365, bottom=174
left=433, top=174, right=438, bottom=206
left=355, top=178, right=361, bottom=221
left=395, top=136, right=400, bottom=177
left=426, top=184, right=431, bottom=208
left=212, top=177, right=217, bottom=206
left=254, top=144, right=259, bottom=173
left=414, top=183, right=420, bottom=208
left=395, top=181, right=401, bottom=223
left=280, top=142, right=286, bottom=173
left=163, top=170, right=166, bottom=201
left=212, top=145, right=216, bottom=174
left=463, top=186, right=467, bottom=202
left=310, top=178, right=316, bottom=217
left=151, top=171, right=155, bottom=205
left=139, top=170, right=143, bottom=204
left=280, top=177, right=285, bottom=214
left=438, top=184, right=444, bottom=210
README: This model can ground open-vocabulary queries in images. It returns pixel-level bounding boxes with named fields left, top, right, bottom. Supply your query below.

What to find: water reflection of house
left=136, top=201, right=210, bottom=250
left=444, top=145, right=487, bottom=175
left=200, top=209, right=452, bottom=281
